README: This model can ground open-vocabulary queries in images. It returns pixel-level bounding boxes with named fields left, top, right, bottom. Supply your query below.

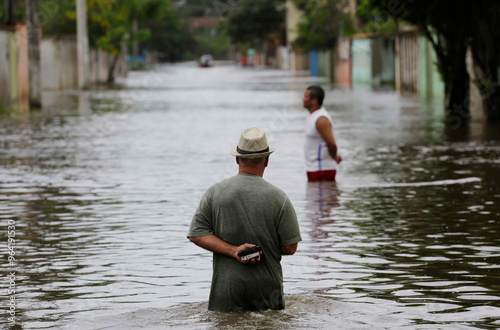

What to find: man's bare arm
left=189, top=234, right=261, bottom=264
left=316, top=116, right=342, bottom=163
left=280, top=243, right=298, bottom=255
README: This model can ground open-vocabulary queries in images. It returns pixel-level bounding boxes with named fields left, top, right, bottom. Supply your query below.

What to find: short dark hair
left=238, top=156, right=267, bottom=165
left=307, top=85, right=325, bottom=106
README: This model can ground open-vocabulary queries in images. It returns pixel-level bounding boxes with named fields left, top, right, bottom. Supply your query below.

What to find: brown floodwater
left=1, top=63, right=499, bottom=329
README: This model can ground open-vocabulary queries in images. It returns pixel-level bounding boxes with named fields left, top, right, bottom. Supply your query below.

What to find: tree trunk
left=424, top=25, right=470, bottom=127
left=132, top=19, right=139, bottom=68
left=470, top=15, right=500, bottom=121
left=26, top=0, right=42, bottom=108
left=6, top=0, right=15, bottom=25
left=107, top=55, right=119, bottom=83
left=482, top=88, right=500, bottom=121
left=473, top=54, right=500, bottom=121
left=442, top=48, right=470, bottom=127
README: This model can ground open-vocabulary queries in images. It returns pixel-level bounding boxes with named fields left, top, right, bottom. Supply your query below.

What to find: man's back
left=189, top=174, right=300, bottom=311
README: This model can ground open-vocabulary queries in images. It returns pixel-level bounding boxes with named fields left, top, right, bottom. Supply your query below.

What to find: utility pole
left=26, top=0, right=42, bottom=108
left=76, top=0, right=89, bottom=88
left=132, top=19, right=138, bottom=68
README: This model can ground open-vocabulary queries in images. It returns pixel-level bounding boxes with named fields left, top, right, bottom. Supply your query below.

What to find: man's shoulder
left=209, top=174, right=255, bottom=192
left=208, top=175, right=238, bottom=191
left=260, top=180, right=290, bottom=202
left=314, top=107, right=333, bottom=125
left=211, top=175, right=288, bottom=195
left=316, top=107, right=331, bottom=117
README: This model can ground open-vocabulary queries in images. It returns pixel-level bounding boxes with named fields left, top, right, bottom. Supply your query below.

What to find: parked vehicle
left=199, top=54, right=213, bottom=68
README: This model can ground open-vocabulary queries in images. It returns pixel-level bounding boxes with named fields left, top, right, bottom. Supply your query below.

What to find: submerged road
left=1, top=63, right=500, bottom=329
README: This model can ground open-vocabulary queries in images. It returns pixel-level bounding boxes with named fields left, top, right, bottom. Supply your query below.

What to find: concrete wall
left=397, top=32, right=419, bottom=94
left=372, top=37, right=395, bottom=87
left=41, top=36, right=127, bottom=90
left=336, top=38, right=352, bottom=87
left=16, top=25, right=29, bottom=110
left=293, top=50, right=309, bottom=70
left=0, top=24, right=29, bottom=111
left=89, top=48, right=110, bottom=83
left=41, top=36, right=78, bottom=90
left=276, top=46, right=289, bottom=70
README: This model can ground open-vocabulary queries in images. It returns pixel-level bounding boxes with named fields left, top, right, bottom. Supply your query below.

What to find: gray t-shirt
left=188, top=174, right=302, bottom=312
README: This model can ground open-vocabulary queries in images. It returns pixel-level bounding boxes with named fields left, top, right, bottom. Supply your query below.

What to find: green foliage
left=358, top=0, right=471, bottom=58
left=7, top=0, right=231, bottom=63
left=53, top=0, right=171, bottom=55
left=293, top=0, right=347, bottom=50
left=141, top=0, right=232, bottom=61
left=0, top=101, right=7, bottom=115
left=467, top=3, right=500, bottom=120
left=41, top=0, right=77, bottom=36
left=195, top=30, right=230, bottom=60
left=0, top=1, right=26, bottom=23
left=41, top=0, right=203, bottom=61
left=225, top=0, right=285, bottom=47
left=87, top=0, right=155, bottom=55
left=359, top=0, right=500, bottom=120
left=358, top=0, right=499, bottom=79
left=358, top=18, right=398, bottom=35
left=142, top=15, right=198, bottom=62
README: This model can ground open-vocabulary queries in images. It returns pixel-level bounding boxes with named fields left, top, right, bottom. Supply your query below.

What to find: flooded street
left=1, top=63, right=500, bottom=329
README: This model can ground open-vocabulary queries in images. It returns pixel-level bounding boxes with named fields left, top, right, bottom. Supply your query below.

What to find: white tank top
left=304, top=107, right=337, bottom=172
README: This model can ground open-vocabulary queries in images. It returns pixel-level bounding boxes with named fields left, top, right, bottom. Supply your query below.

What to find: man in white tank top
left=303, top=86, right=342, bottom=181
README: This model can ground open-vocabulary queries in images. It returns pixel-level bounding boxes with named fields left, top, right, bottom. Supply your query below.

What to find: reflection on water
left=0, top=63, right=499, bottom=329
left=305, top=181, right=340, bottom=240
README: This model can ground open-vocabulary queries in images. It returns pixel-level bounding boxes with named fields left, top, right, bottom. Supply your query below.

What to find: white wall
left=41, top=36, right=127, bottom=90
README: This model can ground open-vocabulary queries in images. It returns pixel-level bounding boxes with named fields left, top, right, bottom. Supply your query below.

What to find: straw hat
left=230, top=127, right=275, bottom=158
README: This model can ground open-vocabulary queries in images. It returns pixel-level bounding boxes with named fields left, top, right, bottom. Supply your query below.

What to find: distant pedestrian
left=303, top=85, right=342, bottom=181
left=187, top=127, right=302, bottom=312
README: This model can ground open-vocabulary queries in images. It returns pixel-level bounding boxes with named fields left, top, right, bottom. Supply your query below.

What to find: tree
left=65, top=0, right=172, bottom=82
left=0, top=0, right=25, bottom=24
left=469, top=3, right=500, bottom=121
left=43, top=0, right=196, bottom=64
left=359, top=0, right=500, bottom=123
left=41, top=1, right=76, bottom=36
left=293, top=0, right=353, bottom=51
left=142, top=8, right=198, bottom=62
left=225, top=0, right=285, bottom=49
left=85, top=0, right=146, bottom=81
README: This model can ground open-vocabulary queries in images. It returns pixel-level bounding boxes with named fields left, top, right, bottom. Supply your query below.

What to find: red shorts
left=307, top=170, right=337, bottom=182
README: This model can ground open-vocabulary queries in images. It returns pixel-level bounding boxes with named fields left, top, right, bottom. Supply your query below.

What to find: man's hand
left=189, top=235, right=262, bottom=265
left=234, top=243, right=262, bottom=265
left=335, top=154, right=342, bottom=164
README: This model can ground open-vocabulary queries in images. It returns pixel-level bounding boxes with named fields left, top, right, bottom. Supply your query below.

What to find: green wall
left=419, top=36, right=444, bottom=99
left=352, top=38, right=372, bottom=86
left=317, top=50, right=330, bottom=80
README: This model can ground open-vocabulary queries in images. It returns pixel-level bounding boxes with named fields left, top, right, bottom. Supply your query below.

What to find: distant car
left=199, top=54, right=213, bottom=68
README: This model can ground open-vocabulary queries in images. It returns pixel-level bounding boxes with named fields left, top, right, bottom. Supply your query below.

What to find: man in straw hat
left=188, top=127, right=302, bottom=312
